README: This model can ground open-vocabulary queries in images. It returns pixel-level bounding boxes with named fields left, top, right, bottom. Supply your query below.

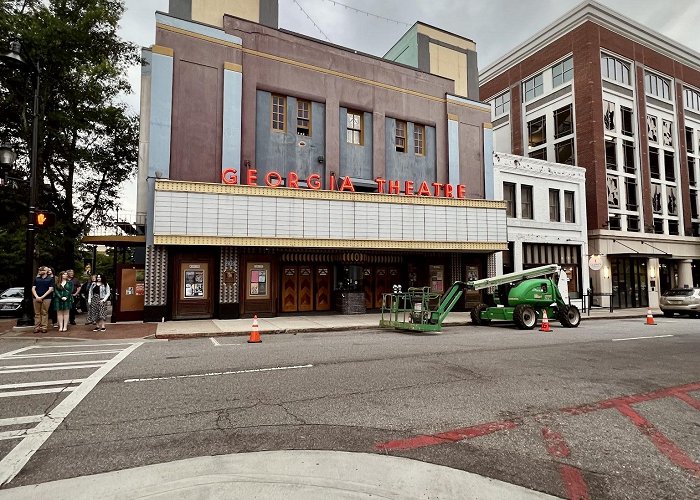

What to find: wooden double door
left=363, top=266, right=399, bottom=309
left=281, top=265, right=331, bottom=313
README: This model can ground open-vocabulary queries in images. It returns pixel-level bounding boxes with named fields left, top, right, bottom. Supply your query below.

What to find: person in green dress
left=53, top=270, right=74, bottom=332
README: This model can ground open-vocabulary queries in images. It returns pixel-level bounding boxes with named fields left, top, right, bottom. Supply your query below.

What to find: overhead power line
left=292, top=0, right=331, bottom=41
left=322, top=0, right=411, bottom=26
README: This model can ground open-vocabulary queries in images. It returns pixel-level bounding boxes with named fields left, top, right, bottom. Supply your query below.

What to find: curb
left=153, top=315, right=649, bottom=340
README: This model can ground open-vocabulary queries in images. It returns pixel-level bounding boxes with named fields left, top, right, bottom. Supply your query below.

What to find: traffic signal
left=34, top=210, right=56, bottom=229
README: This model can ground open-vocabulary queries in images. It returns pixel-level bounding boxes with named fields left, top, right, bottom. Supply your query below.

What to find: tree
left=0, top=0, right=139, bottom=286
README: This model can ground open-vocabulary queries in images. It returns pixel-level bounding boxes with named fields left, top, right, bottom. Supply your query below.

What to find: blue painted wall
left=255, top=91, right=326, bottom=181
left=384, top=118, right=436, bottom=185
left=339, top=108, right=373, bottom=180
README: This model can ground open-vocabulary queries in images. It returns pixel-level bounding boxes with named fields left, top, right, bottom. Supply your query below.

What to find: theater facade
left=136, top=6, right=506, bottom=321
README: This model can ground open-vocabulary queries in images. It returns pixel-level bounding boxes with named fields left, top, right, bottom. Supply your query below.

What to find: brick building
left=480, top=0, right=700, bottom=309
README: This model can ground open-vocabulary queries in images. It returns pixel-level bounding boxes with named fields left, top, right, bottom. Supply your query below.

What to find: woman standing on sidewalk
left=87, top=274, right=110, bottom=332
left=53, top=271, right=74, bottom=332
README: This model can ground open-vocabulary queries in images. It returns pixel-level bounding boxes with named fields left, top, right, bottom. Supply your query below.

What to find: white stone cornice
left=493, top=152, right=586, bottom=181
left=480, top=1, right=700, bottom=88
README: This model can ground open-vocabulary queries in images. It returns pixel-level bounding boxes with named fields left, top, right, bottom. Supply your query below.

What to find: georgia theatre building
left=136, top=1, right=507, bottom=320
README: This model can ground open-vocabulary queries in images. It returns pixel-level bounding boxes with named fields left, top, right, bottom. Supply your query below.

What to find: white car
left=0, top=287, right=24, bottom=317
left=659, top=288, right=700, bottom=318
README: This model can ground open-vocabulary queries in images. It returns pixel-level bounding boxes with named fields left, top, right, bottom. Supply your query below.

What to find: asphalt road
left=0, top=317, right=698, bottom=499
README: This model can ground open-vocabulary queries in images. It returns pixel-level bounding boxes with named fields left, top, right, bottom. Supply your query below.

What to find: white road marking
left=210, top=337, right=220, bottom=346
left=0, top=364, right=105, bottom=374
left=0, top=342, right=143, bottom=486
left=29, top=343, right=141, bottom=349
left=0, top=430, right=28, bottom=442
left=0, top=379, right=84, bottom=390
left=0, top=386, right=76, bottom=398
left=0, top=360, right=107, bottom=370
left=0, top=347, right=35, bottom=359
left=124, top=363, right=314, bottom=383
left=7, top=349, right=122, bottom=359
left=0, top=415, right=43, bottom=427
left=612, top=334, right=675, bottom=342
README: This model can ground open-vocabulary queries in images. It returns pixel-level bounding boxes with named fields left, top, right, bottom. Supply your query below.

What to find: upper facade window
left=414, top=125, right=425, bottom=156
left=601, top=54, right=631, bottom=86
left=347, top=111, right=363, bottom=145
left=296, top=100, right=311, bottom=136
left=645, top=72, right=672, bottom=101
left=552, top=57, right=573, bottom=87
left=684, top=87, right=700, bottom=112
left=523, top=73, right=544, bottom=102
left=395, top=120, right=406, bottom=152
left=494, top=92, right=510, bottom=116
left=272, top=95, right=286, bottom=131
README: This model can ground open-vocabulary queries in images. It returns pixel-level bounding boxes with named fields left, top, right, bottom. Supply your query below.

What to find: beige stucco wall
left=191, top=0, right=260, bottom=27
left=429, top=42, right=468, bottom=97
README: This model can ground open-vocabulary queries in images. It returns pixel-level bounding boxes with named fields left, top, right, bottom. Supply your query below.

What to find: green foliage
left=0, top=0, right=139, bottom=281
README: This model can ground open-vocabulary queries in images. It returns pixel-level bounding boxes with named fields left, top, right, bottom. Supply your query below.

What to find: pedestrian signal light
left=34, top=210, right=55, bottom=228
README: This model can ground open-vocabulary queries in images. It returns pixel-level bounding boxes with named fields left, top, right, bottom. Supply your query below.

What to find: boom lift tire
left=558, top=305, right=581, bottom=328
left=471, top=303, right=491, bottom=326
left=514, top=304, right=537, bottom=330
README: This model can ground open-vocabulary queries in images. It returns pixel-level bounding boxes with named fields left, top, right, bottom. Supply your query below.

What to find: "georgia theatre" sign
left=221, top=169, right=468, bottom=199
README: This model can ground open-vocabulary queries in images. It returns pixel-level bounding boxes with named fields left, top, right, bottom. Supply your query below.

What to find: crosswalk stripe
left=0, top=360, right=108, bottom=370
left=0, top=415, right=43, bottom=427
left=7, top=350, right=122, bottom=359
left=0, top=364, right=105, bottom=374
left=0, top=387, right=76, bottom=398
left=0, top=379, right=85, bottom=390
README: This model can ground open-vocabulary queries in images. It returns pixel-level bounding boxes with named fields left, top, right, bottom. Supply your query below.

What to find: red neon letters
left=221, top=169, right=467, bottom=199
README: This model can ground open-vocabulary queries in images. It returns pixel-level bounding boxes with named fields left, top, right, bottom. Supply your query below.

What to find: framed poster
left=247, top=263, right=270, bottom=299
left=182, top=263, right=208, bottom=300
left=429, top=265, right=444, bottom=293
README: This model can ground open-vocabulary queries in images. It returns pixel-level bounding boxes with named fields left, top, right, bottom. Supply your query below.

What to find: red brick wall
left=479, top=20, right=700, bottom=233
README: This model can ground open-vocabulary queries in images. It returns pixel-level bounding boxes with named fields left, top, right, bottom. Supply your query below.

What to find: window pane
left=549, top=189, right=560, bottom=221
left=621, top=106, right=634, bottom=136
left=414, top=124, right=425, bottom=155
left=272, top=95, right=286, bottom=131
left=652, top=184, right=662, bottom=213
left=649, top=147, right=660, bottom=178
left=605, top=139, right=617, bottom=169
left=521, top=185, right=533, bottom=219
left=528, top=148, right=547, bottom=160
left=603, top=101, right=615, bottom=131
left=554, top=104, right=573, bottom=138
left=528, top=116, right=546, bottom=147
left=686, top=127, right=695, bottom=153
left=664, top=150, right=675, bottom=181
left=564, top=191, right=575, bottom=223
left=625, top=177, right=637, bottom=210
left=555, top=139, right=574, bottom=165
left=622, top=141, right=635, bottom=173
left=504, top=182, right=516, bottom=217
left=607, top=176, right=620, bottom=208
left=667, top=186, right=678, bottom=215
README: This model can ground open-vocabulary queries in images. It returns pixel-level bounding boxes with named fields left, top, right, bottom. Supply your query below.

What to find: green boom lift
left=379, top=264, right=581, bottom=332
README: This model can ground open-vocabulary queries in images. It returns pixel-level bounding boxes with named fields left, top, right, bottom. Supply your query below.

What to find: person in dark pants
left=67, top=269, right=81, bottom=325
left=46, top=268, right=58, bottom=328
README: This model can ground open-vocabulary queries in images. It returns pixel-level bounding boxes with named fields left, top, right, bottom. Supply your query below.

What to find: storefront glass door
left=611, top=257, right=648, bottom=309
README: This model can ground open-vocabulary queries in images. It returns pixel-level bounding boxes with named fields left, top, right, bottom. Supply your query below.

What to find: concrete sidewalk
left=154, top=306, right=650, bottom=339
left=1, top=306, right=650, bottom=341
left=0, top=450, right=558, bottom=500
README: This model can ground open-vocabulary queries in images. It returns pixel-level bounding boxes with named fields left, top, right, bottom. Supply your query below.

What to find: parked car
left=0, top=287, right=24, bottom=317
left=659, top=287, right=700, bottom=317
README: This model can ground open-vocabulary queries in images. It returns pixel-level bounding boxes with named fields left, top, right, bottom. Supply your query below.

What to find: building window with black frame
left=521, top=184, right=533, bottom=219
left=564, top=190, right=575, bottom=223
left=549, top=189, right=560, bottom=221
left=503, top=182, right=516, bottom=217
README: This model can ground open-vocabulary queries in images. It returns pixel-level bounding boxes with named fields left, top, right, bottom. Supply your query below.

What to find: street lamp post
left=0, top=41, right=41, bottom=327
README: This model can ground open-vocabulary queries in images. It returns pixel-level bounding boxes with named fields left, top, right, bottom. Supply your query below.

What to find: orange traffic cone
left=248, top=314, right=262, bottom=343
left=539, top=309, right=552, bottom=332
left=645, top=308, right=656, bottom=326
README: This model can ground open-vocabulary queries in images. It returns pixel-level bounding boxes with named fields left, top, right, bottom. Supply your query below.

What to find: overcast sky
left=116, top=0, right=700, bottom=216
